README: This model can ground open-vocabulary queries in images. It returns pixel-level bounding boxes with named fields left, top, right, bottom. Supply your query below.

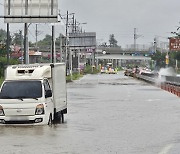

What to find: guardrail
left=162, top=76, right=180, bottom=86
left=135, top=74, right=180, bottom=97
left=136, top=74, right=156, bottom=83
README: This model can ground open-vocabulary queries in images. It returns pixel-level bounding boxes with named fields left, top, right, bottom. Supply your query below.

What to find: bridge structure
left=36, top=44, right=168, bottom=69
left=95, top=45, right=169, bottom=68
left=97, top=45, right=168, bottom=55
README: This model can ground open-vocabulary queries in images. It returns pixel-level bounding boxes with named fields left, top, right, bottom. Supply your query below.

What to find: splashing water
left=155, top=67, right=176, bottom=85
left=158, top=67, right=176, bottom=77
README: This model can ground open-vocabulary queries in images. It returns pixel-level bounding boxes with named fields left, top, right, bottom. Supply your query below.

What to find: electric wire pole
left=6, top=23, right=10, bottom=65
left=134, top=28, right=137, bottom=53
left=35, top=24, right=38, bottom=49
left=65, top=11, right=69, bottom=74
left=6, top=0, right=10, bottom=65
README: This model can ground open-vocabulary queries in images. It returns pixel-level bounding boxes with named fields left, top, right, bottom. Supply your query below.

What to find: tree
left=174, top=51, right=180, bottom=61
left=109, top=34, right=118, bottom=47
left=168, top=51, right=180, bottom=69
left=150, top=51, right=166, bottom=68
left=0, top=57, right=18, bottom=78
left=55, top=34, right=66, bottom=47
left=12, top=31, right=23, bottom=46
left=0, top=29, right=7, bottom=43
left=0, top=29, right=8, bottom=56
left=38, top=34, right=52, bottom=47
left=0, top=44, right=6, bottom=56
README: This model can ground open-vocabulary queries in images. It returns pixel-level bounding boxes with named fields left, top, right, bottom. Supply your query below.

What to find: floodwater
left=1, top=72, right=180, bottom=154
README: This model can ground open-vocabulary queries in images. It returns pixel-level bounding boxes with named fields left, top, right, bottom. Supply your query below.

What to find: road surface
left=0, top=72, right=180, bottom=154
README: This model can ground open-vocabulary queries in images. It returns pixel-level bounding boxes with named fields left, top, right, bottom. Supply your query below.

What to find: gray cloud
left=0, top=0, right=179, bottom=47
left=60, top=0, right=180, bottom=47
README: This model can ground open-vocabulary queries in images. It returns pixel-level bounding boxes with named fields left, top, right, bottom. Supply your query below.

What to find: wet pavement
left=1, top=72, right=180, bottom=154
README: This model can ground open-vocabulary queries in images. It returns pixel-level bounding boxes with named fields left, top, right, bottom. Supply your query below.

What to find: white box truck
left=0, top=63, right=67, bottom=125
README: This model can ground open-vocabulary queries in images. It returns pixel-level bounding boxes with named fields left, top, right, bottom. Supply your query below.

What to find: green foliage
left=83, top=65, right=100, bottom=74
left=0, top=77, right=4, bottom=86
left=173, top=52, right=180, bottom=61
left=0, top=57, right=18, bottom=78
left=66, top=73, right=83, bottom=82
left=150, top=50, right=180, bottom=69
left=0, top=29, right=7, bottom=43
left=0, top=44, right=6, bottom=56
left=0, top=29, right=12, bottom=46
left=38, top=34, right=52, bottom=47
left=150, top=51, right=166, bottom=68
left=55, top=35, right=66, bottom=47
left=117, top=67, right=123, bottom=71
left=169, top=51, right=180, bottom=69
left=12, top=31, right=23, bottom=46
left=109, top=34, right=118, bottom=47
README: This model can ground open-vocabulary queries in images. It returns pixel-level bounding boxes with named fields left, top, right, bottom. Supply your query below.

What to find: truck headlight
left=35, top=104, right=44, bottom=115
left=0, top=105, right=5, bottom=116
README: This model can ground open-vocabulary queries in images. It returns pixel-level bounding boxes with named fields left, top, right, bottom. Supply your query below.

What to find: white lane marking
left=158, top=144, right=173, bottom=154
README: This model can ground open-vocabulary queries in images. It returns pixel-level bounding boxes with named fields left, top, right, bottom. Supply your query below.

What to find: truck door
left=43, top=79, right=53, bottom=116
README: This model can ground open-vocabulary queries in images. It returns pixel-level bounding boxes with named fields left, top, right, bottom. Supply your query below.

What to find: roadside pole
left=6, top=1, right=10, bottom=65
left=6, top=23, right=10, bottom=65
left=51, top=25, right=56, bottom=63
left=20, top=30, right=23, bottom=64
left=65, top=11, right=69, bottom=75
left=24, top=23, right=29, bottom=64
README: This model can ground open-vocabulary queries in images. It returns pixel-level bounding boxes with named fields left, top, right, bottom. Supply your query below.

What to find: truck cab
left=0, top=63, right=67, bottom=125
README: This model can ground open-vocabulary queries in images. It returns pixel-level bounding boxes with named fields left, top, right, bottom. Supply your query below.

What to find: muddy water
left=1, top=72, right=180, bottom=154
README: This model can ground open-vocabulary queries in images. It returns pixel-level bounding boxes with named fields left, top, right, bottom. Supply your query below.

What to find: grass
left=66, top=73, right=83, bottom=82
left=66, top=65, right=100, bottom=82
left=83, top=65, right=100, bottom=74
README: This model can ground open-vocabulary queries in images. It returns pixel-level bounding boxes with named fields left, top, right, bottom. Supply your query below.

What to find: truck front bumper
left=0, top=115, right=46, bottom=125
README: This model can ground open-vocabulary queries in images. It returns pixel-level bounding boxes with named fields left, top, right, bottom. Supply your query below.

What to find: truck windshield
left=0, top=81, right=42, bottom=99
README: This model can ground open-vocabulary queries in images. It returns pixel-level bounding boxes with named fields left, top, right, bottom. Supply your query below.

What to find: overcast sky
left=60, top=0, right=180, bottom=47
left=0, top=0, right=180, bottom=48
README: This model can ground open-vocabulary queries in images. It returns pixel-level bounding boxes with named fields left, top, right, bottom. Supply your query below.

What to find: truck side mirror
left=45, top=90, right=52, bottom=98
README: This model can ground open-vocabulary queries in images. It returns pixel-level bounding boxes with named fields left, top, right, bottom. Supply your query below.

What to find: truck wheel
left=61, top=112, right=64, bottom=123
left=48, top=114, right=53, bottom=125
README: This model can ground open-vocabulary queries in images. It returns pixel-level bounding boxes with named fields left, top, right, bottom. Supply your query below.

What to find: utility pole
left=6, top=24, right=10, bottom=65
left=35, top=24, right=38, bottom=49
left=24, top=0, right=29, bottom=64
left=20, top=30, right=23, bottom=64
left=75, top=19, right=77, bottom=33
left=24, top=23, right=29, bottom=64
left=154, top=37, right=157, bottom=53
left=6, top=0, right=11, bottom=65
left=51, top=0, right=56, bottom=63
left=134, top=28, right=143, bottom=54
left=65, top=10, right=69, bottom=74
left=72, top=14, right=75, bottom=33
left=51, top=25, right=55, bottom=63
left=134, top=28, right=137, bottom=53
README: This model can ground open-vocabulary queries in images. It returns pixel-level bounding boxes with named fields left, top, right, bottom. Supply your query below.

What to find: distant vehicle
left=106, top=68, right=117, bottom=74
left=100, top=66, right=107, bottom=74
left=0, top=63, right=67, bottom=125
left=124, top=68, right=133, bottom=76
left=101, top=63, right=117, bottom=74
left=139, top=67, right=155, bottom=77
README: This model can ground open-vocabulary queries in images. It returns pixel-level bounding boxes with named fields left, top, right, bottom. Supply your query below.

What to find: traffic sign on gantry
left=169, top=38, right=180, bottom=51
left=4, top=0, right=58, bottom=23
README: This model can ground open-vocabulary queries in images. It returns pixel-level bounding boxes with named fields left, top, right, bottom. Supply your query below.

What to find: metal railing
left=135, top=73, right=180, bottom=97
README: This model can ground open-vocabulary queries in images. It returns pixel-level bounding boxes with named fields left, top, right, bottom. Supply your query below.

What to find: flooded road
left=1, top=72, right=180, bottom=154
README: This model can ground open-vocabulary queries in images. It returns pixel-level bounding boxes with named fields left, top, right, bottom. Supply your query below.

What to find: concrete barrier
left=135, top=73, right=180, bottom=97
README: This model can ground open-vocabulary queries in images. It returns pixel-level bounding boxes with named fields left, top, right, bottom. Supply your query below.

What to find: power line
left=28, top=29, right=36, bottom=40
